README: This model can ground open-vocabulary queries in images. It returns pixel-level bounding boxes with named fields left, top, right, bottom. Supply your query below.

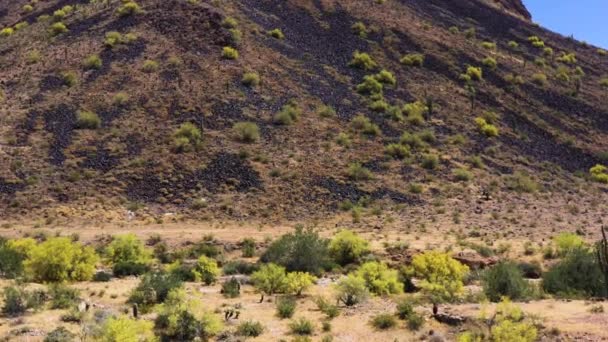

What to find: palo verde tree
left=105, top=233, right=152, bottom=276
left=250, top=263, right=287, bottom=302
left=24, top=237, right=98, bottom=282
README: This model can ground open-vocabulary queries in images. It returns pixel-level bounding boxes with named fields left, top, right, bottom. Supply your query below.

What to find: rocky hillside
left=0, top=0, right=607, bottom=223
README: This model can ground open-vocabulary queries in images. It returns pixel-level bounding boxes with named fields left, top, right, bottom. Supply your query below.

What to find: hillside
left=0, top=0, right=607, bottom=228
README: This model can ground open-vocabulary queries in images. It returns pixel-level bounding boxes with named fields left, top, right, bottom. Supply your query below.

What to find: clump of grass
left=421, top=154, right=439, bottom=170
left=237, top=321, right=264, bottom=337
left=347, top=162, right=372, bottom=181
left=289, top=318, right=314, bottom=335
left=385, top=143, right=410, bottom=160
left=276, top=296, right=297, bottom=318
left=75, top=111, right=101, bottom=129
left=112, top=92, right=130, bottom=106
left=83, top=54, right=102, bottom=70
left=242, top=72, right=260, bottom=87
left=317, top=105, right=336, bottom=118
left=453, top=168, right=473, bottom=182
left=370, top=313, right=397, bottom=330
left=267, top=28, right=285, bottom=39
left=274, top=101, right=301, bottom=125
left=172, top=122, right=202, bottom=153
left=504, top=171, right=539, bottom=193
left=400, top=53, right=424, bottom=67
left=27, top=50, right=42, bottom=64
left=349, top=51, right=377, bottom=70
left=222, top=46, right=239, bottom=59
left=232, top=122, right=260, bottom=143
left=350, top=114, right=380, bottom=136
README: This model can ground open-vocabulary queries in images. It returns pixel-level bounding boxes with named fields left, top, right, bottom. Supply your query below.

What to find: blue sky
left=523, top=0, right=608, bottom=48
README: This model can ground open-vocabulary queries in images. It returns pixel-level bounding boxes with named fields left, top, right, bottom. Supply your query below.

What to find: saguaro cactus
left=597, top=226, right=608, bottom=297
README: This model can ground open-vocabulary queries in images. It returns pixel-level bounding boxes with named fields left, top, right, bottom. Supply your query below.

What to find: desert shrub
left=351, top=21, right=368, bottom=37
left=370, top=313, right=397, bottom=330
left=474, top=117, right=499, bottom=137
left=276, top=296, right=297, bottom=318
left=482, top=261, right=529, bottom=302
left=351, top=114, right=380, bottom=135
left=223, top=260, right=258, bottom=275
left=14, top=22, right=28, bottom=30
left=453, top=168, right=473, bottom=182
left=505, top=73, right=525, bottom=85
left=553, top=232, right=585, bottom=256
left=531, top=73, right=548, bottom=86
left=2, top=286, right=30, bottom=316
left=517, top=261, right=542, bottom=279
left=24, top=238, right=98, bottom=282
left=421, top=153, right=439, bottom=170
left=403, top=101, right=427, bottom=125
left=241, top=72, right=260, bottom=86
left=267, top=28, right=285, bottom=39
left=222, top=17, right=238, bottom=28
left=99, top=315, right=155, bottom=341
left=329, top=230, right=370, bottom=265
left=400, top=132, right=425, bottom=149
left=26, top=50, right=42, bottom=64
left=352, top=261, right=402, bottom=295
left=221, top=277, right=241, bottom=298
left=490, top=299, right=538, bottom=342
left=504, top=172, right=538, bottom=193
left=385, top=143, right=410, bottom=160
left=315, top=297, right=340, bottom=318
left=237, top=321, right=264, bottom=337
left=317, top=104, right=336, bottom=118
left=407, top=312, right=424, bottom=331
left=62, top=71, right=78, bottom=87
left=347, top=162, right=372, bottom=181
left=274, top=101, right=301, bottom=125
left=44, top=327, right=75, bottom=342
left=542, top=247, right=606, bottom=298
left=106, top=234, right=151, bottom=276
left=349, top=51, right=377, bottom=70
left=74, top=110, right=100, bottom=129
left=117, top=1, right=142, bottom=17
left=600, top=78, right=608, bottom=90
left=464, top=27, right=476, bottom=38
left=285, top=272, right=316, bottom=296
left=481, top=41, right=496, bottom=50
left=251, top=263, right=287, bottom=297
left=173, top=122, right=202, bottom=152
left=290, top=318, right=314, bottom=335
left=356, top=75, right=383, bottom=95
left=193, top=255, right=220, bottom=285
left=83, top=54, right=102, bottom=70
left=449, top=26, right=460, bottom=34
left=407, top=251, right=469, bottom=304
left=0, top=27, right=14, bottom=37
left=557, top=52, right=577, bottom=64
left=104, top=31, right=137, bottom=48
left=129, top=271, right=183, bottom=309
left=396, top=297, right=414, bottom=319
left=260, top=226, right=331, bottom=274
left=50, top=22, right=68, bottom=36
left=590, top=164, right=608, bottom=183
left=241, top=238, right=256, bottom=257
left=48, top=284, right=79, bottom=309
left=400, top=53, right=425, bottom=67
left=0, top=238, right=35, bottom=278
left=374, top=69, right=397, bottom=86
left=222, top=46, right=239, bottom=59
left=465, top=66, right=483, bottom=81
left=93, top=271, right=112, bottom=282
left=482, top=57, right=497, bottom=70
left=232, top=122, right=260, bottom=143
left=141, top=60, right=159, bottom=73
left=335, top=274, right=369, bottom=306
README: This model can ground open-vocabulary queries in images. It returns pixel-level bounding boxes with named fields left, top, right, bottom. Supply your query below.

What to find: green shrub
left=385, top=143, right=410, bottom=160
left=481, top=41, right=496, bottom=49
left=27, top=50, right=42, bottom=64
left=193, top=256, right=220, bottom=285
left=172, top=122, right=202, bottom=152
left=99, top=315, right=155, bottom=341
left=285, top=272, right=316, bottom=296
left=274, top=101, right=301, bottom=125
left=474, top=117, right=499, bottom=137
left=241, top=238, right=256, bottom=257
left=44, top=327, right=75, bottom=342
left=0, top=238, right=34, bottom=278
left=221, top=277, right=241, bottom=298
left=289, top=318, right=315, bottom=335
left=400, top=53, right=425, bottom=67
left=0, top=27, right=15, bottom=37
left=531, top=73, right=548, bottom=86
left=49, top=284, right=79, bottom=309
left=223, top=260, right=259, bottom=275
left=482, top=57, right=497, bottom=70
left=504, top=172, right=538, bottom=193
left=24, top=238, right=98, bottom=282
left=449, top=26, right=460, bottom=34
left=329, top=230, right=370, bottom=265
left=22, top=5, right=34, bottom=13
left=374, top=69, right=397, bottom=86
left=542, top=247, right=605, bottom=298
left=315, top=297, right=340, bottom=319
left=453, top=168, right=473, bottom=182
left=370, top=313, right=397, bottom=330
left=261, top=226, right=331, bottom=274
left=406, top=312, right=424, bottom=331
left=251, top=263, right=287, bottom=298
left=242, top=72, right=260, bottom=86
left=83, top=54, right=102, bottom=70
left=104, top=31, right=137, bottom=48
left=553, top=232, right=585, bottom=256
left=347, top=162, right=372, bottom=181
left=237, top=320, right=264, bottom=337
left=421, top=153, right=439, bottom=170
left=464, top=27, right=476, bottom=39
left=351, top=21, right=368, bottom=37
left=222, top=46, right=239, bottom=59
left=590, top=164, right=608, bottom=183
left=356, top=75, right=383, bottom=95
left=351, top=114, right=380, bottom=136
left=349, top=51, right=377, bottom=70
left=233, top=122, right=260, bottom=143
left=466, top=66, right=483, bottom=81
left=482, top=262, right=529, bottom=302
left=14, top=22, right=28, bottom=31
left=2, top=286, right=30, bottom=316
left=335, top=274, right=369, bottom=306
left=543, top=47, right=554, bottom=57
left=396, top=298, right=414, bottom=319
left=557, top=52, right=577, bottom=64
left=106, top=233, right=152, bottom=276
left=400, top=132, right=425, bottom=149
left=129, top=271, right=183, bottom=309
left=409, top=183, right=424, bottom=194
left=407, top=251, right=469, bottom=304
left=276, top=296, right=297, bottom=318
left=117, top=1, right=142, bottom=17
left=222, top=17, right=238, bottom=29
left=403, top=101, right=427, bottom=125
left=50, top=22, right=68, bottom=36
left=267, top=28, right=285, bottom=39
left=141, top=60, right=159, bottom=73
left=62, top=71, right=78, bottom=87
left=352, top=261, right=403, bottom=295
